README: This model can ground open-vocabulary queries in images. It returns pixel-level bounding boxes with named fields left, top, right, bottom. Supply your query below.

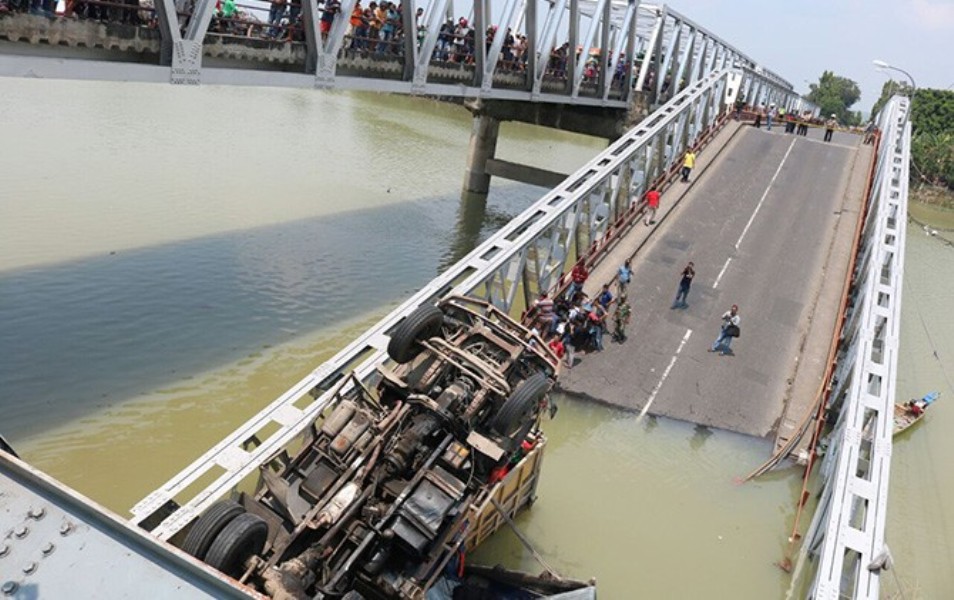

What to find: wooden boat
left=893, top=391, right=940, bottom=436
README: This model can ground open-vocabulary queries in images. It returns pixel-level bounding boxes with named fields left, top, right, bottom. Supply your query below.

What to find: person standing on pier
left=671, top=262, right=695, bottom=309
left=709, top=304, right=740, bottom=355
left=680, top=150, right=696, bottom=183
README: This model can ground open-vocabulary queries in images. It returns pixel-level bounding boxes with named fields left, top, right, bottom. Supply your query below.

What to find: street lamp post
left=873, top=59, right=916, bottom=129
left=873, top=59, right=917, bottom=95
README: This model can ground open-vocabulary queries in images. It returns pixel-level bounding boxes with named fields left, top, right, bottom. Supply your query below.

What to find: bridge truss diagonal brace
left=130, top=68, right=737, bottom=542
left=531, top=0, right=569, bottom=99
left=315, top=0, right=359, bottom=88
left=413, top=0, right=453, bottom=92
left=153, top=0, right=217, bottom=85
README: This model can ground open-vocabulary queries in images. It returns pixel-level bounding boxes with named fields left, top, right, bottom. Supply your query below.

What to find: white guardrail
left=130, top=67, right=748, bottom=539
left=799, top=95, right=911, bottom=599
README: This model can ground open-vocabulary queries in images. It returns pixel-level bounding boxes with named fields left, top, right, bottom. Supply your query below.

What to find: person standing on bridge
left=644, top=187, right=660, bottom=224
left=617, top=259, right=632, bottom=295
left=680, top=150, right=696, bottom=183
left=709, top=304, right=740, bottom=355
left=612, top=295, right=632, bottom=343
left=267, top=0, right=286, bottom=38
left=824, top=114, right=838, bottom=142
left=671, top=261, right=695, bottom=309
left=567, top=261, right=589, bottom=302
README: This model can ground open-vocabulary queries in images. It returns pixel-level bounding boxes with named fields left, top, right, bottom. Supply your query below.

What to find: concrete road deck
left=559, top=123, right=871, bottom=439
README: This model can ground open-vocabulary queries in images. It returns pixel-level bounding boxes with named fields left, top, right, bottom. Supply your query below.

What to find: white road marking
left=713, top=257, right=732, bottom=289
left=637, top=328, right=692, bottom=421
left=735, top=137, right=797, bottom=251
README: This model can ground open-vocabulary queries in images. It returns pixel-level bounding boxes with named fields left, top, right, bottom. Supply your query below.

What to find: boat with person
left=893, top=391, right=940, bottom=436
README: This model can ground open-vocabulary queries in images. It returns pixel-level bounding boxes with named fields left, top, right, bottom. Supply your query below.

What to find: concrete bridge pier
left=462, top=112, right=501, bottom=196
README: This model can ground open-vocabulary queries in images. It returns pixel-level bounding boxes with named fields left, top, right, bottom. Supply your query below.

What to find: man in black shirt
left=671, top=262, right=695, bottom=309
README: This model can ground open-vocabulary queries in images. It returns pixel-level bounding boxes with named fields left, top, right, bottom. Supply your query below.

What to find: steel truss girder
left=130, top=68, right=733, bottom=541
left=635, top=5, right=794, bottom=108
left=0, top=0, right=807, bottom=110
left=799, top=96, right=911, bottom=600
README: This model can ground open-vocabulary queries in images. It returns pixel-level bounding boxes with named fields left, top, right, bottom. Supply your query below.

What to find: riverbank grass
left=909, top=186, right=954, bottom=230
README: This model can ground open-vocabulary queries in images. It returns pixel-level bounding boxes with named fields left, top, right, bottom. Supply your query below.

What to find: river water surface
left=1, top=78, right=951, bottom=597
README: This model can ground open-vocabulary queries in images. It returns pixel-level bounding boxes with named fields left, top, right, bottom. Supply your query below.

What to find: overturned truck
left=175, top=296, right=562, bottom=598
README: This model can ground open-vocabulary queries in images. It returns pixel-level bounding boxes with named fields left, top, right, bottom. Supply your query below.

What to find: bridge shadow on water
left=0, top=186, right=534, bottom=440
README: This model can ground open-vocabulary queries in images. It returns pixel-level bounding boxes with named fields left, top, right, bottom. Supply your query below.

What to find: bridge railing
left=794, top=95, right=910, bottom=599
left=130, top=66, right=734, bottom=540
left=0, top=0, right=800, bottom=110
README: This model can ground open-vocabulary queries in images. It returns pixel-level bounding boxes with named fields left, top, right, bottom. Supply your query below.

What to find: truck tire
left=490, top=373, right=550, bottom=437
left=204, top=512, right=269, bottom=579
left=387, top=304, right=444, bottom=364
left=180, top=500, right=245, bottom=560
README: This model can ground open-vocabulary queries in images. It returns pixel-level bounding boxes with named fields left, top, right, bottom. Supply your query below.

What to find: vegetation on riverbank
left=873, top=85, right=954, bottom=191
left=910, top=187, right=954, bottom=231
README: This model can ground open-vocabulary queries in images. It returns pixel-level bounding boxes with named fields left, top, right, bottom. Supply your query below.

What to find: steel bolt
left=59, top=522, right=73, bottom=536
left=27, top=507, right=46, bottom=520
left=1, top=581, right=18, bottom=595
left=41, top=542, right=55, bottom=556
left=13, top=526, right=28, bottom=538
left=22, top=561, right=37, bottom=575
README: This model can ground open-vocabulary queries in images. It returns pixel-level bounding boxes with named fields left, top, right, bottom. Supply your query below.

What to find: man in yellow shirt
left=681, top=149, right=696, bottom=182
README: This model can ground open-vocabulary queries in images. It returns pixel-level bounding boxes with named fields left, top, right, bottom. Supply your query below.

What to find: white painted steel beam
left=131, top=68, right=736, bottom=540
left=799, top=96, right=910, bottom=599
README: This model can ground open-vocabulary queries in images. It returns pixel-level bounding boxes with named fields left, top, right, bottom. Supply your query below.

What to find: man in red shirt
left=568, top=261, right=589, bottom=301
left=644, top=188, right=660, bottom=225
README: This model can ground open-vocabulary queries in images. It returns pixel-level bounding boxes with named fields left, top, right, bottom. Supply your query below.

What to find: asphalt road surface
left=560, top=126, right=861, bottom=437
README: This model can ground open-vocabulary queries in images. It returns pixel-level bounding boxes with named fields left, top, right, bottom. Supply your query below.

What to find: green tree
left=870, top=79, right=914, bottom=120
left=911, top=132, right=954, bottom=188
left=870, top=85, right=954, bottom=189
left=806, top=71, right=861, bottom=123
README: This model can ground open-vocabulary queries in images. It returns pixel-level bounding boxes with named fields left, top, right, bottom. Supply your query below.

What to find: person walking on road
left=644, top=188, right=660, bottom=224
left=617, top=259, right=632, bottom=295
left=824, top=114, right=837, bottom=142
left=671, top=262, right=695, bottom=309
left=766, top=103, right=776, bottom=131
left=709, top=304, right=740, bottom=355
left=680, top=150, right=696, bottom=183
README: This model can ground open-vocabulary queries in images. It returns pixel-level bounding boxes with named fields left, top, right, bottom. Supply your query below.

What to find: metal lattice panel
left=799, top=96, right=910, bottom=599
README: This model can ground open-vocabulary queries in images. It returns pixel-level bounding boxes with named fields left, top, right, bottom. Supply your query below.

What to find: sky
left=667, top=0, right=954, bottom=113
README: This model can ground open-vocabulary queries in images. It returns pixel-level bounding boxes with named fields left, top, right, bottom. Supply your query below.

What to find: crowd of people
left=527, top=252, right=741, bottom=370
left=525, top=258, right=635, bottom=370
left=0, top=0, right=644, bottom=86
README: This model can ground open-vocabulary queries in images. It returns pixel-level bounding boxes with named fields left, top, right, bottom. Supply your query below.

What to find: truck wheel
left=180, top=500, right=245, bottom=560
left=387, top=304, right=444, bottom=364
left=204, top=512, right=268, bottom=579
left=490, top=373, right=550, bottom=437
